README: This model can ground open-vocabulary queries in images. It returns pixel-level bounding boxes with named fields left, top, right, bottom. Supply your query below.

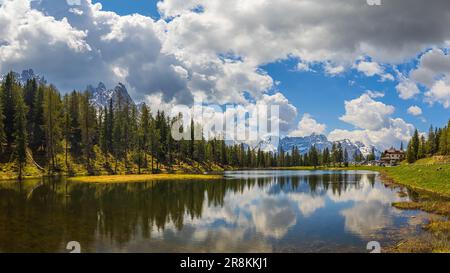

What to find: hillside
left=0, top=146, right=230, bottom=180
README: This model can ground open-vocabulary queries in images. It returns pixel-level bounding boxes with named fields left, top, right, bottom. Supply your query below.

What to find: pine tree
left=426, top=125, right=435, bottom=155
left=309, top=145, right=319, bottom=168
left=62, top=94, right=71, bottom=168
left=1, top=72, right=19, bottom=146
left=190, top=118, right=195, bottom=160
left=68, top=91, right=82, bottom=156
left=139, top=103, right=151, bottom=172
left=31, top=85, right=45, bottom=152
left=418, top=135, right=426, bottom=159
left=406, top=141, right=415, bottom=163
left=439, top=125, right=448, bottom=155
left=0, top=84, right=6, bottom=153
left=343, top=148, right=349, bottom=167
left=43, top=85, right=63, bottom=171
left=24, top=79, right=38, bottom=135
left=14, top=90, right=28, bottom=179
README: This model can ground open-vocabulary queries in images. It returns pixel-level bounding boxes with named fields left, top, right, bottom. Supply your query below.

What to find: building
left=381, top=148, right=405, bottom=166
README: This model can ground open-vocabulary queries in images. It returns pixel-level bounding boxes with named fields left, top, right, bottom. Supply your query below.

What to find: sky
left=1, top=0, right=450, bottom=150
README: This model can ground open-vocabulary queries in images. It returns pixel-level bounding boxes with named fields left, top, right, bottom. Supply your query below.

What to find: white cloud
left=354, top=60, right=394, bottom=81
left=395, top=75, right=421, bottom=100
left=340, top=94, right=395, bottom=131
left=407, top=105, right=423, bottom=116
left=405, top=48, right=450, bottom=108
left=365, top=90, right=385, bottom=99
left=159, top=0, right=450, bottom=66
left=324, top=62, right=345, bottom=76
left=289, top=114, right=326, bottom=137
left=329, top=94, right=415, bottom=150
left=425, top=79, right=450, bottom=108
left=411, top=48, right=450, bottom=88
left=296, top=61, right=313, bottom=72
left=329, top=118, right=415, bottom=151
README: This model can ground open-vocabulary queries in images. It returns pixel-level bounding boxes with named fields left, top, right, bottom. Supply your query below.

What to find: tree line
left=1, top=72, right=378, bottom=178
left=406, top=121, right=450, bottom=163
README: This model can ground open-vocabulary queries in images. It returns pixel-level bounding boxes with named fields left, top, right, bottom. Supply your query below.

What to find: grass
left=375, top=164, right=450, bottom=198
left=68, top=173, right=224, bottom=183
left=392, top=201, right=450, bottom=216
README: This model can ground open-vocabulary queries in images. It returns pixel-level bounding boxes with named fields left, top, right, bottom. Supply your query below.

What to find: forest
left=406, top=121, right=450, bottom=163
left=0, top=72, right=374, bottom=179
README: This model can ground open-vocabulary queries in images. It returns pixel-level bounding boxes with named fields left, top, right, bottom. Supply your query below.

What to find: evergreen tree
left=1, top=72, right=19, bottom=146
left=14, top=90, right=28, bottom=179
left=309, top=145, right=319, bottom=168
left=322, top=147, right=330, bottom=166
left=343, top=148, right=349, bottom=167
left=43, top=85, right=62, bottom=171
left=0, top=85, right=6, bottom=152
left=31, top=85, right=46, bottom=152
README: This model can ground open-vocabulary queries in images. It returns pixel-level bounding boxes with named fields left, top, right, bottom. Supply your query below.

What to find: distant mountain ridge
left=254, top=134, right=381, bottom=160
left=0, top=69, right=46, bottom=86
left=278, top=134, right=381, bottom=160
left=87, top=82, right=135, bottom=109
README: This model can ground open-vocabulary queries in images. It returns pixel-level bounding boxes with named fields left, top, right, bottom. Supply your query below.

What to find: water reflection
left=0, top=171, right=425, bottom=253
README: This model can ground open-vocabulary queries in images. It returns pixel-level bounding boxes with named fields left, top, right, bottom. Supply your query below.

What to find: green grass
left=376, top=164, right=450, bottom=198
left=392, top=201, right=450, bottom=215
left=68, top=173, right=223, bottom=183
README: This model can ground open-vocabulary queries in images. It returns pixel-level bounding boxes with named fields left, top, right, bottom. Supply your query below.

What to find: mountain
left=280, top=134, right=330, bottom=154
left=278, top=134, right=381, bottom=160
left=87, top=82, right=134, bottom=109
left=0, top=69, right=46, bottom=85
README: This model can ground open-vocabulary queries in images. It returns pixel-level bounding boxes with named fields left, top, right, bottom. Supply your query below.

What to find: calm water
left=0, top=170, right=431, bottom=253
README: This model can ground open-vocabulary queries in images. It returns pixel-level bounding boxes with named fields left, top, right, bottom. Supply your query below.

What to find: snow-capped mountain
left=280, top=134, right=330, bottom=154
left=251, top=135, right=280, bottom=152
left=0, top=69, right=46, bottom=85
left=278, top=134, right=381, bottom=160
left=87, top=82, right=134, bottom=109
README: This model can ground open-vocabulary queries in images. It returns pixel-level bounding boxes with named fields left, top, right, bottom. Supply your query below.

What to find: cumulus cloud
left=0, top=0, right=276, bottom=105
left=340, top=94, right=395, bottom=131
left=407, top=105, right=423, bottom=116
left=406, top=48, right=450, bottom=108
left=324, top=62, right=345, bottom=76
left=425, top=79, right=450, bottom=108
left=411, top=48, right=450, bottom=88
left=0, top=0, right=197, bottom=103
left=329, top=118, right=415, bottom=151
left=159, top=0, right=450, bottom=66
left=329, top=94, right=415, bottom=150
left=354, top=60, right=394, bottom=81
left=395, top=75, right=421, bottom=100
left=289, top=114, right=326, bottom=137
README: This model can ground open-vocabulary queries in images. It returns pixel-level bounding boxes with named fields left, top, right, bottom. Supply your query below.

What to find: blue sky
left=92, top=0, right=160, bottom=18
left=1, top=0, right=450, bottom=150
left=93, top=0, right=448, bottom=134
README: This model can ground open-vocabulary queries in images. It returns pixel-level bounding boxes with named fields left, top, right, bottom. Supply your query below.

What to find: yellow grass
left=68, top=173, right=223, bottom=183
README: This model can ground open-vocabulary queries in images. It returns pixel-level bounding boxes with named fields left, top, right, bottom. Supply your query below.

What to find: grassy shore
left=375, top=164, right=450, bottom=198
left=68, top=173, right=223, bottom=183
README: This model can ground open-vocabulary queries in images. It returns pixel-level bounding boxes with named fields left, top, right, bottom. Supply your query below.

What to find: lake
left=0, top=170, right=432, bottom=253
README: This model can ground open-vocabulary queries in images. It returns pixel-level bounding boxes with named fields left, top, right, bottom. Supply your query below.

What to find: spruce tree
left=31, top=85, right=45, bottom=153
left=0, top=85, right=6, bottom=153
left=43, top=85, right=63, bottom=171
left=14, top=90, right=28, bottom=179
left=1, top=72, right=19, bottom=146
